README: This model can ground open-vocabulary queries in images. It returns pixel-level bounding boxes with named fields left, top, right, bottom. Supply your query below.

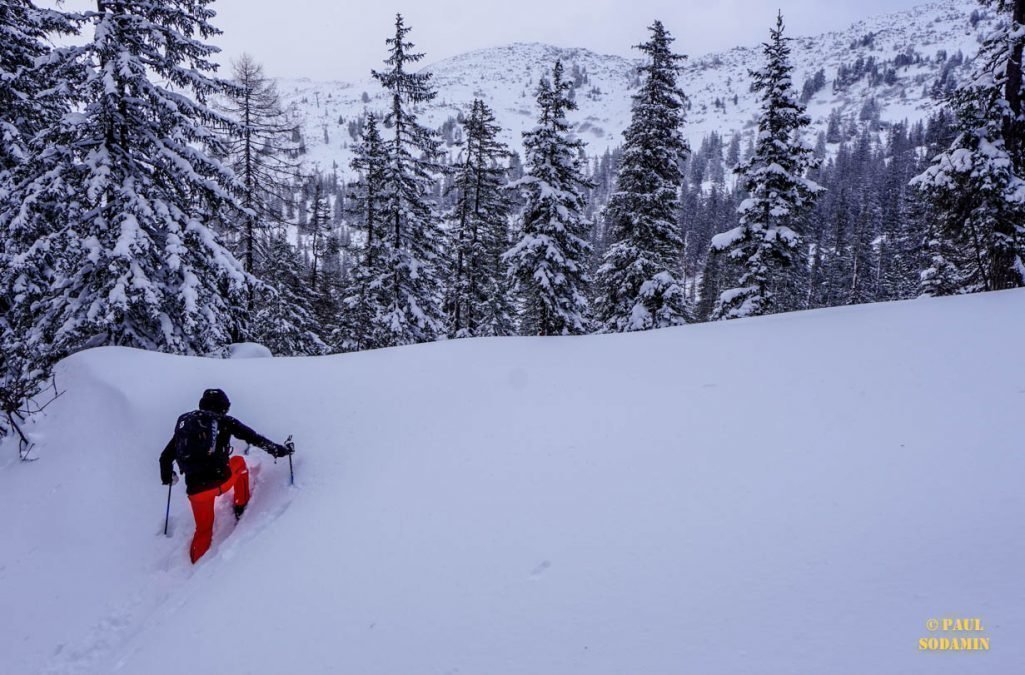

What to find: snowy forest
left=2, top=0, right=1025, bottom=449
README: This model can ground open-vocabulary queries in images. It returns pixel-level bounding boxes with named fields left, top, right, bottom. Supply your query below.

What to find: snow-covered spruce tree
left=219, top=53, right=297, bottom=280
left=445, top=98, right=516, bottom=338
left=710, top=12, right=821, bottom=320
left=912, top=0, right=1025, bottom=293
left=369, top=14, right=446, bottom=346
left=0, top=1, right=77, bottom=445
left=594, top=20, right=690, bottom=332
left=2, top=0, right=251, bottom=362
left=918, top=218, right=964, bottom=296
left=339, top=112, right=389, bottom=351
left=249, top=231, right=328, bottom=356
left=0, top=1, right=75, bottom=186
left=505, top=60, right=593, bottom=336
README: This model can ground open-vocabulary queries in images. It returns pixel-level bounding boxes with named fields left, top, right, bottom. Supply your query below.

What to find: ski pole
left=285, top=435, right=295, bottom=486
left=163, top=481, right=173, bottom=536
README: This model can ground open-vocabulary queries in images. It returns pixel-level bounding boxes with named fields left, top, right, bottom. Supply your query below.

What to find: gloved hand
left=163, top=471, right=179, bottom=486
left=273, top=443, right=294, bottom=458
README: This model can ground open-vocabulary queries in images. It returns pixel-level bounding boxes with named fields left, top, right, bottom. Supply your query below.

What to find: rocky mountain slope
left=277, top=0, right=991, bottom=173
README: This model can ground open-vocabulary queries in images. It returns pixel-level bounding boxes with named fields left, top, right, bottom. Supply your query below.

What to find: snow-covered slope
left=3, top=291, right=1024, bottom=674
left=282, top=0, right=991, bottom=173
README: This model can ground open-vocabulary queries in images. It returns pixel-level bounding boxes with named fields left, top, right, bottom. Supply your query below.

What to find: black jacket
left=159, top=410, right=279, bottom=494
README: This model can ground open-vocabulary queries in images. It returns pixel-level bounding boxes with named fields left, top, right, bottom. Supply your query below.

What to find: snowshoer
left=159, top=388, right=293, bottom=563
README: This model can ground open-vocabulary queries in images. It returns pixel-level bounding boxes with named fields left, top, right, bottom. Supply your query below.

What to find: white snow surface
left=2, top=290, right=1025, bottom=674
left=228, top=342, right=274, bottom=359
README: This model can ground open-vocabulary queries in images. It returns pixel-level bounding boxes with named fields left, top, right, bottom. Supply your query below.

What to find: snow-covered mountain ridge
left=278, top=0, right=991, bottom=173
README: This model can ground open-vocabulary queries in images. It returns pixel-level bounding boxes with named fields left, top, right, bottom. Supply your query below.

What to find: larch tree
left=219, top=53, right=297, bottom=282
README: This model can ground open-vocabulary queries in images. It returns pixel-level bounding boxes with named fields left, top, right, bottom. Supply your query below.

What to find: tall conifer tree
left=913, top=0, right=1025, bottom=293
left=446, top=99, right=515, bottom=338
left=0, top=1, right=75, bottom=185
left=594, top=21, right=690, bottom=332
left=4, top=0, right=251, bottom=356
left=505, top=61, right=593, bottom=336
left=369, top=14, right=446, bottom=346
left=340, top=112, right=390, bottom=351
left=711, top=12, right=821, bottom=319
left=0, top=0, right=76, bottom=445
left=220, top=53, right=297, bottom=280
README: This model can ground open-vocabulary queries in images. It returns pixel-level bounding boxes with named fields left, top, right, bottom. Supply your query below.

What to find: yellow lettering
left=942, top=619, right=954, bottom=631
left=952, top=618, right=983, bottom=632
left=918, top=630, right=990, bottom=651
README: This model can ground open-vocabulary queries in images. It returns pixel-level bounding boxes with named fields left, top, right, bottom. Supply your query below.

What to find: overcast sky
left=53, top=0, right=928, bottom=81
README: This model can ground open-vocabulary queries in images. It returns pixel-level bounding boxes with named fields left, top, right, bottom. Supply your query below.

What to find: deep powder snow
left=1, top=291, right=1023, bottom=674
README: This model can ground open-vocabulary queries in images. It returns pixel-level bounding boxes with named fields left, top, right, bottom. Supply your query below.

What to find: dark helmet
left=199, top=388, right=230, bottom=414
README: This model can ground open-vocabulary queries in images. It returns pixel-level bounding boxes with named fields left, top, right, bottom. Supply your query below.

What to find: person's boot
left=234, top=503, right=246, bottom=521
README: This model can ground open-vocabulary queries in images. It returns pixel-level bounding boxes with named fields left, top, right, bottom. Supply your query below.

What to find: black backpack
left=173, top=410, right=224, bottom=475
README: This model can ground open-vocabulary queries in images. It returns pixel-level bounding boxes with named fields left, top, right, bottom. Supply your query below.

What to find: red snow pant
left=188, top=455, right=250, bottom=563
